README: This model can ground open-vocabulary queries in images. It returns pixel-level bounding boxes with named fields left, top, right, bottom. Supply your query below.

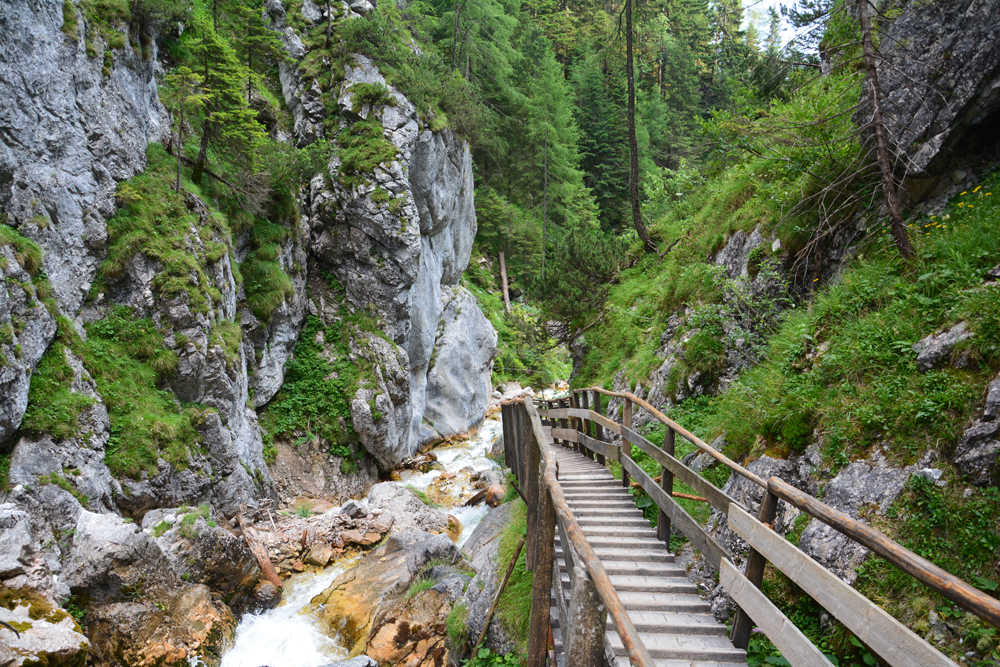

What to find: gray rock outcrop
left=954, top=371, right=1000, bottom=486
left=0, top=0, right=167, bottom=443
left=912, top=321, right=973, bottom=371
left=876, top=0, right=1000, bottom=184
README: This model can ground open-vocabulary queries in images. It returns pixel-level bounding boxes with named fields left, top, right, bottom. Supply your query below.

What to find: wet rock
left=913, top=321, right=973, bottom=372
left=268, top=431, right=378, bottom=504
left=85, top=584, right=236, bottom=667
left=366, top=589, right=451, bottom=667
left=317, top=656, right=378, bottom=667
left=145, top=507, right=261, bottom=614
left=304, top=543, right=335, bottom=567
left=309, top=530, right=459, bottom=655
left=0, top=589, right=89, bottom=667
left=484, top=485, right=506, bottom=508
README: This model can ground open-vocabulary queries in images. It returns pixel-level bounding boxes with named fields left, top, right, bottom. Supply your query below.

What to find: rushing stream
left=218, top=412, right=505, bottom=667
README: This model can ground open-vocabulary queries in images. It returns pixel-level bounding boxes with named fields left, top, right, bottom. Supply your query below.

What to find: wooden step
left=606, top=631, right=747, bottom=662
left=606, top=610, right=728, bottom=636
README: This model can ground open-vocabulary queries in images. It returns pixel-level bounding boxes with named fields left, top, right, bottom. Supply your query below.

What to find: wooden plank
left=768, top=477, right=1000, bottom=630
left=578, top=433, right=620, bottom=460
left=731, top=490, right=779, bottom=649
left=543, top=407, right=591, bottom=421
left=551, top=428, right=580, bottom=443
left=622, top=457, right=729, bottom=570
left=621, top=426, right=740, bottom=515
left=727, top=505, right=958, bottom=667
left=720, top=559, right=835, bottom=667
left=587, top=410, right=621, bottom=435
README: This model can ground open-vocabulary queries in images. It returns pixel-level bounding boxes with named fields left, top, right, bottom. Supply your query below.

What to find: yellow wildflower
left=960, top=191, right=967, bottom=195
left=974, top=185, right=982, bottom=192
left=968, top=205, right=974, bottom=208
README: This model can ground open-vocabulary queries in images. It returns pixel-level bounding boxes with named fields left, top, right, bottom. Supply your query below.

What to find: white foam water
left=219, top=412, right=507, bottom=665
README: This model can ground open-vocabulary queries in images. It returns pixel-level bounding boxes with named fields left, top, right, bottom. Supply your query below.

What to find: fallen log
left=237, top=506, right=283, bottom=588
left=627, top=479, right=708, bottom=502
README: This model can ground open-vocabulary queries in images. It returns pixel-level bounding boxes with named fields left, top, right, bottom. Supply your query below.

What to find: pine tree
left=625, top=0, right=656, bottom=252
left=163, top=67, right=209, bottom=192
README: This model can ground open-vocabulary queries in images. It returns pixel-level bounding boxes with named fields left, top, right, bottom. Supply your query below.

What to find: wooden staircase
left=550, top=446, right=747, bottom=667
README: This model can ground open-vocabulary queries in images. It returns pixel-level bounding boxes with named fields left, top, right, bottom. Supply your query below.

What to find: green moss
left=21, top=343, right=95, bottom=441
left=211, top=320, right=242, bottom=368
left=152, top=521, right=170, bottom=538
left=61, top=0, right=79, bottom=36
left=0, top=225, right=43, bottom=276
left=240, top=215, right=295, bottom=321
left=79, top=306, right=199, bottom=478
left=178, top=503, right=215, bottom=540
left=346, top=82, right=397, bottom=111
left=37, top=472, right=89, bottom=508
left=102, top=144, right=231, bottom=317
left=336, top=118, right=398, bottom=188
left=0, top=586, right=67, bottom=624
left=405, top=576, right=434, bottom=598
left=0, top=455, right=10, bottom=492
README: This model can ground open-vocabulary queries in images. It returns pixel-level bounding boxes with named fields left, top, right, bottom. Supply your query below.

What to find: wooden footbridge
left=500, top=389, right=1000, bottom=667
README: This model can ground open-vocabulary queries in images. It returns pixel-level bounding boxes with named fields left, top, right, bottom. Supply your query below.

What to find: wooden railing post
left=527, top=455, right=556, bottom=667
left=564, top=551, right=607, bottom=667
left=592, top=391, right=605, bottom=465
left=558, top=397, right=570, bottom=452
left=580, top=391, right=590, bottom=455
left=501, top=403, right=510, bottom=470
left=525, top=408, right=541, bottom=572
left=730, top=490, right=779, bottom=649
left=621, top=398, right=632, bottom=489
left=656, top=427, right=675, bottom=543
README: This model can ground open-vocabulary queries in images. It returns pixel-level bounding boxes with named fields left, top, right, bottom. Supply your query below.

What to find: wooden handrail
left=523, top=399, right=656, bottom=667
left=577, top=387, right=766, bottom=488
left=769, top=477, right=1000, bottom=629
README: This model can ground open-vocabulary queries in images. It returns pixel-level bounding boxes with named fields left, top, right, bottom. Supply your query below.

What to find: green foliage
left=294, top=501, right=313, bottom=518
left=0, top=225, right=43, bottom=276
left=178, top=503, right=215, bottom=540
left=446, top=603, right=469, bottom=646
left=406, top=576, right=435, bottom=598
left=463, top=265, right=569, bottom=387
left=495, top=500, right=531, bottom=653
left=21, top=343, right=95, bottom=441
left=260, top=313, right=357, bottom=448
left=37, top=471, right=89, bottom=508
left=78, top=306, right=201, bottom=478
left=152, top=521, right=171, bottom=538
left=407, top=486, right=441, bottom=508
left=709, top=174, right=1000, bottom=465
left=0, top=455, right=10, bottom=492
left=463, top=648, right=522, bottom=666
left=335, top=118, right=398, bottom=188
left=241, top=216, right=294, bottom=321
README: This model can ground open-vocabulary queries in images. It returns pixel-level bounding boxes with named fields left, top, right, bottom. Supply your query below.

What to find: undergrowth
left=495, top=499, right=531, bottom=653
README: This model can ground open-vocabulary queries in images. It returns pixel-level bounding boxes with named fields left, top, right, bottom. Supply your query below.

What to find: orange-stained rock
left=484, top=485, right=505, bottom=507
left=366, top=589, right=451, bottom=667
left=86, top=584, right=235, bottom=667
left=445, top=516, right=462, bottom=543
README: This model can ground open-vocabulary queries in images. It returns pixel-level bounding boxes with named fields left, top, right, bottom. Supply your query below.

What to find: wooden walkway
left=548, top=441, right=747, bottom=667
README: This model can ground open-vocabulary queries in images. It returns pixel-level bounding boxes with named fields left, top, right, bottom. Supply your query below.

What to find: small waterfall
left=219, top=412, right=505, bottom=666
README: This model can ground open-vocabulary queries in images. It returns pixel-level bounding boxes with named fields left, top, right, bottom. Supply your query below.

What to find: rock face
left=0, top=587, right=90, bottom=667
left=876, top=0, right=1000, bottom=184
left=273, top=0, right=497, bottom=465
left=0, top=0, right=166, bottom=444
left=954, top=371, right=1000, bottom=486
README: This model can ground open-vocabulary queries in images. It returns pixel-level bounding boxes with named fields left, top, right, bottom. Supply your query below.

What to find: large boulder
left=366, top=483, right=450, bottom=535
left=954, top=371, right=1000, bottom=486
left=0, top=586, right=89, bottom=667
left=308, top=530, right=460, bottom=655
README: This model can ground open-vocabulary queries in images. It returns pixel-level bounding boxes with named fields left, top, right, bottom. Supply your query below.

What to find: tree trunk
left=325, top=0, right=333, bottom=49
left=175, top=105, right=183, bottom=192
left=499, top=250, right=511, bottom=314
left=625, top=0, right=656, bottom=253
left=542, top=90, right=549, bottom=279
left=192, top=52, right=211, bottom=186
left=858, top=0, right=914, bottom=261
left=452, top=0, right=463, bottom=71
